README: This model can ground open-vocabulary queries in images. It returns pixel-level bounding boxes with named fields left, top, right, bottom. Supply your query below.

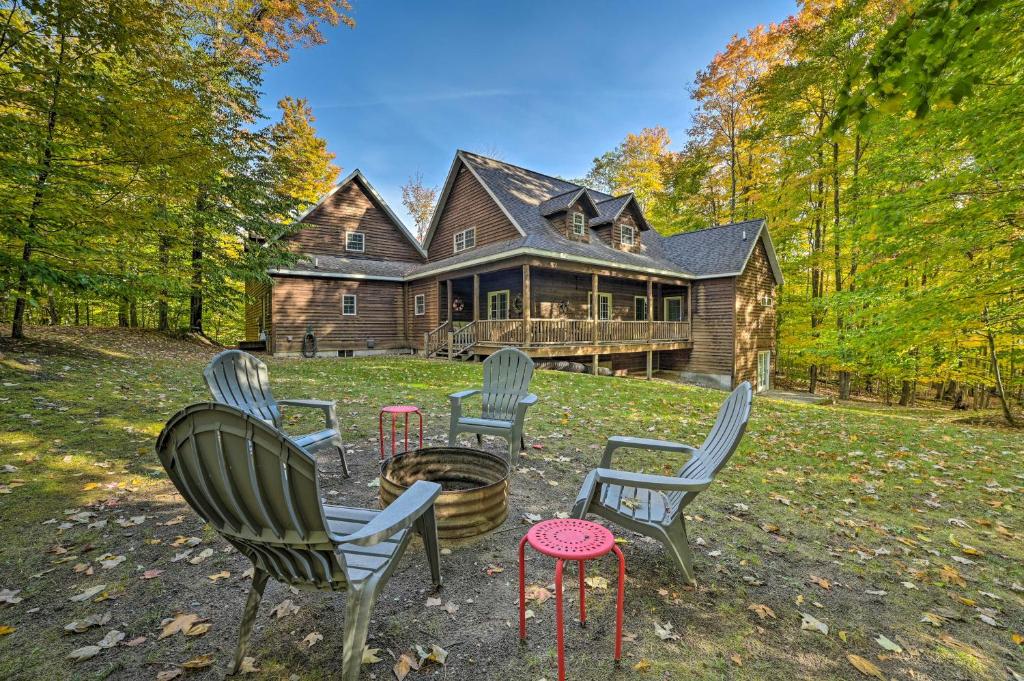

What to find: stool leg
left=578, top=560, right=586, bottom=627
left=518, top=536, right=528, bottom=641
left=391, top=413, right=397, bottom=457
left=555, top=558, right=566, bottom=681
left=404, top=412, right=409, bottom=452
left=612, top=545, right=626, bottom=663
left=379, top=411, right=385, bottom=460
left=418, top=411, right=424, bottom=449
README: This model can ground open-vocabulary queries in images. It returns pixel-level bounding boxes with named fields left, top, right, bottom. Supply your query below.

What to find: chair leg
left=416, top=510, right=443, bottom=590
left=661, top=517, right=697, bottom=586
left=341, top=583, right=377, bottom=681
left=476, top=433, right=483, bottom=447
left=229, top=567, right=269, bottom=675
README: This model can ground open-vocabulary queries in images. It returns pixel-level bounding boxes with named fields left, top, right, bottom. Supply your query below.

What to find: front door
left=757, top=350, right=771, bottom=392
left=487, top=290, right=510, bottom=320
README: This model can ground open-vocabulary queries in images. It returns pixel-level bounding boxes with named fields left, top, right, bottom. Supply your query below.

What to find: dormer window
left=454, top=227, right=476, bottom=253
left=571, top=212, right=585, bottom=236
left=346, top=231, right=365, bottom=252
left=620, top=224, right=636, bottom=247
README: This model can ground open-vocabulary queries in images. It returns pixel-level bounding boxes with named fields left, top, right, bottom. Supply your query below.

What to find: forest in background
left=1, top=0, right=1020, bottom=423
left=577, top=0, right=1022, bottom=421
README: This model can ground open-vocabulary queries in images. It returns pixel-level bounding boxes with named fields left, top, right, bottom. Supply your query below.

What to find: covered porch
left=424, top=261, right=692, bottom=372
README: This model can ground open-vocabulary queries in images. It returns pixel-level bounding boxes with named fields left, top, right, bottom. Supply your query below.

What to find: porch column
left=592, top=353, right=599, bottom=376
left=472, top=274, right=480, bottom=322
left=522, top=264, right=531, bottom=347
left=591, top=273, right=599, bottom=344
left=686, top=284, right=692, bottom=340
left=446, top=279, right=453, bottom=323
left=646, top=350, right=653, bottom=380
left=646, top=279, right=654, bottom=340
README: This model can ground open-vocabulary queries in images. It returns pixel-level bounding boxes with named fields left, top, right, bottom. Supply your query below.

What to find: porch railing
left=423, top=320, right=451, bottom=357
left=651, top=321, right=691, bottom=341
left=474, top=319, right=691, bottom=346
left=599, top=320, right=649, bottom=343
left=530, top=319, right=592, bottom=344
left=475, top=319, right=526, bottom=345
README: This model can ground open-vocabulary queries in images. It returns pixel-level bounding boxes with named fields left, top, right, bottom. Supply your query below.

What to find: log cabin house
left=245, top=151, right=783, bottom=391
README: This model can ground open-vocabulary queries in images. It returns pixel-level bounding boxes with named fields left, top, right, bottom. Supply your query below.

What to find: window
left=342, top=294, right=357, bottom=316
left=664, top=296, right=683, bottom=322
left=571, top=212, right=586, bottom=236
left=345, top=231, right=365, bottom=252
left=596, top=292, right=612, bottom=321
left=620, top=224, right=636, bottom=247
left=762, top=293, right=773, bottom=308
left=414, top=294, right=425, bottom=316
left=634, top=296, right=648, bottom=321
left=487, top=290, right=510, bottom=320
left=454, top=227, right=476, bottom=253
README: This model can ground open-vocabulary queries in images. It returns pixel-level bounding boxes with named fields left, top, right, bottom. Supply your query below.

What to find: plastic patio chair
left=155, top=403, right=442, bottom=680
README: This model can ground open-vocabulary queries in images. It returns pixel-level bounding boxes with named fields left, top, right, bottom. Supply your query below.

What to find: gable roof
left=296, top=169, right=427, bottom=258
left=659, top=219, right=784, bottom=284
left=591, top=193, right=651, bottom=230
left=537, top=187, right=597, bottom=217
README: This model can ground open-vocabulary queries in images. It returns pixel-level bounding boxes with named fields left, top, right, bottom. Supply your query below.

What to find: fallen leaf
left=185, top=622, right=211, bottom=637
left=810, top=575, right=832, bottom=590
left=155, top=669, right=183, bottom=681
left=269, top=599, right=299, bottom=619
left=361, top=645, right=382, bottom=664
left=393, top=652, right=420, bottom=680
left=301, top=631, right=323, bottom=649
left=67, top=645, right=102, bottom=662
left=181, top=654, right=214, bottom=669
left=207, top=571, right=230, bottom=582
left=422, top=643, right=448, bottom=664
left=633, top=659, right=652, bottom=672
left=1, top=589, right=23, bottom=605
left=525, top=584, right=552, bottom=604
left=70, top=585, right=107, bottom=602
left=731, top=654, right=743, bottom=667
left=97, top=629, right=125, bottom=648
left=748, top=603, right=776, bottom=620
left=0, top=625, right=14, bottom=636
left=654, top=621, right=680, bottom=641
left=425, top=596, right=442, bottom=607
left=159, top=613, right=204, bottom=639
left=64, top=612, right=111, bottom=633
left=875, top=634, right=902, bottom=653
left=188, top=548, right=214, bottom=565
left=847, top=654, right=885, bottom=679
left=485, top=565, right=504, bottom=576
left=238, top=657, right=258, bottom=674
left=141, top=569, right=163, bottom=580
left=800, top=613, right=829, bottom=635
left=97, top=554, right=126, bottom=570
left=584, top=576, right=609, bottom=590
left=920, top=612, right=946, bottom=627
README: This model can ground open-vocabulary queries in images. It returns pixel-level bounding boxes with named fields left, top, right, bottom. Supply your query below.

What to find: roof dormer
left=590, top=193, right=649, bottom=252
left=539, top=187, right=598, bottom=242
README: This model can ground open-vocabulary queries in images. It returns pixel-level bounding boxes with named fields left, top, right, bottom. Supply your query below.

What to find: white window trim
left=414, top=294, right=425, bottom=316
left=596, top=292, right=612, bottom=321
left=345, top=231, right=365, bottom=253
left=633, top=295, right=648, bottom=321
left=453, top=227, right=476, bottom=253
left=620, top=223, right=636, bottom=246
left=487, top=289, right=510, bottom=320
left=663, top=296, right=683, bottom=322
left=571, top=212, right=585, bottom=236
left=342, top=294, right=357, bottom=316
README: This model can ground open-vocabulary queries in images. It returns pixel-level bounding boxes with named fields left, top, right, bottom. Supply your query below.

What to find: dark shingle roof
left=275, top=254, right=420, bottom=279
left=537, top=188, right=588, bottom=216
left=591, top=195, right=633, bottom=226
left=658, top=219, right=767, bottom=277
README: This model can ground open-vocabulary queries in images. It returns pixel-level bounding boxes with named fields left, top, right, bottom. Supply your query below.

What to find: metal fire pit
left=379, top=447, right=510, bottom=540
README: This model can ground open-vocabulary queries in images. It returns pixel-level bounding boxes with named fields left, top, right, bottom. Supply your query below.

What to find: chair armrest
left=513, top=393, right=538, bottom=421
left=600, top=435, right=698, bottom=467
left=594, top=468, right=712, bottom=492
left=448, top=389, right=480, bottom=401
left=449, top=389, right=480, bottom=422
left=334, top=480, right=442, bottom=547
left=278, top=398, right=338, bottom=431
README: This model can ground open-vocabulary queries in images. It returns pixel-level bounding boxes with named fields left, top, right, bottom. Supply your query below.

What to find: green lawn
left=0, top=327, right=1021, bottom=680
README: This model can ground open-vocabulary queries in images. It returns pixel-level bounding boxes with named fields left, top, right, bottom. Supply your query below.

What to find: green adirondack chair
left=448, top=347, right=537, bottom=462
left=156, top=403, right=442, bottom=680
left=571, top=382, right=753, bottom=585
left=204, top=349, right=349, bottom=477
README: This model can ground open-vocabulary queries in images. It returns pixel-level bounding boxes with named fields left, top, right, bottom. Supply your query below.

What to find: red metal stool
left=378, top=405, right=424, bottom=459
left=518, top=518, right=625, bottom=681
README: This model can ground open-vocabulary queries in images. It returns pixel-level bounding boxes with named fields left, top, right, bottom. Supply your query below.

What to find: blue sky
left=260, top=0, right=796, bottom=227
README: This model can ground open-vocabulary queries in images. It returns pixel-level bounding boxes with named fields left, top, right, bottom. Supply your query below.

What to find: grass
left=0, top=326, right=1021, bottom=680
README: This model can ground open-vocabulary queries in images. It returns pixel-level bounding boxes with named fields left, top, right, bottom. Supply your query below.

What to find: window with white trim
left=345, top=231, right=365, bottom=252
left=634, top=296, right=648, bottom=321
left=663, top=296, right=683, bottom=321
left=487, top=290, right=509, bottom=320
left=414, top=294, right=425, bottom=316
left=342, top=294, right=357, bottom=316
left=571, top=212, right=586, bottom=236
left=620, top=223, right=636, bottom=247
left=453, top=227, right=476, bottom=253
left=596, top=292, right=612, bottom=321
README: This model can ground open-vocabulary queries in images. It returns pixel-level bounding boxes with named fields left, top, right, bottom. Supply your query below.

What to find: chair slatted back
left=156, top=403, right=346, bottom=589
left=481, top=348, right=534, bottom=421
left=679, top=381, right=753, bottom=481
left=204, top=350, right=282, bottom=428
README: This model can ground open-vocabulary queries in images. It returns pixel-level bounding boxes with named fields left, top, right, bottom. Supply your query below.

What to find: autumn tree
left=401, top=172, right=438, bottom=242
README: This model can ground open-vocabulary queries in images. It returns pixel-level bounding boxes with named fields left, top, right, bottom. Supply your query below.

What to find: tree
left=269, top=97, right=339, bottom=207
left=401, top=172, right=438, bottom=242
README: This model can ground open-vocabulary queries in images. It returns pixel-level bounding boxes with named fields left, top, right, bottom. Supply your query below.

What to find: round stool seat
left=526, top=519, right=615, bottom=561
left=381, top=405, right=420, bottom=414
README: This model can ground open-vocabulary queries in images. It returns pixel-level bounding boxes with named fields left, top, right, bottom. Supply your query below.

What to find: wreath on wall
left=558, top=300, right=570, bottom=315
left=451, top=296, right=465, bottom=312
left=511, top=294, right=523, bottom=315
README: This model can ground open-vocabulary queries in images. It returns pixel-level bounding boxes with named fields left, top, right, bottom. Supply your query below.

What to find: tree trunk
left=838, top=371, right=851, bottom=400
left=898, top=380, right=914, bottom=406
left=11, top=24, right=65, bottom=339
left=950, top=382, right=966, bottom=410
left=189, top=195, right=207, bottom=334
left=47, top=294, right=59, bottom=325
left=73, top=302, right=80, bottom=326
left=986, top=328, right=1015, bottom=425
left=118, top=297, right=129, bottom=327
left=129, top=298, right=138, bottom=328
left=808, top=364, right=818, bottom=394
left=157, top=233, right=171, bottom=331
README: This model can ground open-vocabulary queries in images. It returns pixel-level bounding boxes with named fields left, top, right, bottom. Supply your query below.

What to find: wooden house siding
left=287, top=180, right=422, bottom=261
left=733, top=240, right=776, bottom=389
left=270, top=276, right=407, bottom=354
left=427, top=165, right=520, bottom=261
left=406, top=278, right=440, bottom=349
left=244, top=280, right=272, bottom=342
left=659, top=277, right=735, bottom=385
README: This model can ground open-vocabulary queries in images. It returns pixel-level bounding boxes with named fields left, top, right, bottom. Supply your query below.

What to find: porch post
left=591, top=273, right=599, bottom=344
left=686, top=284, right=692, bottom=340
left=646, top=350, right=653, bottom=380
left=592, top=353, right=599, bottom=376
left=472, top=274, right=480, bottom=322
left=646, top=279, right=654, bottom=340
left=522, top=264, right=531, bottom=347
left=446, top=279, right=453, bottom=323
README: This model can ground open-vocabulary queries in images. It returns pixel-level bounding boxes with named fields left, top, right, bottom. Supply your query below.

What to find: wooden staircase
left=424, top=321, right=478, bottom=361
